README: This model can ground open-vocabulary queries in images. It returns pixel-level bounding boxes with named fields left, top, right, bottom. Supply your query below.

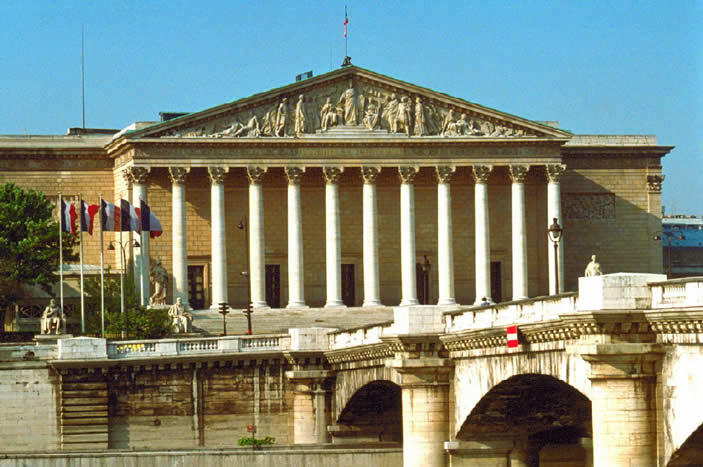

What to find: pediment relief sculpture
left=160, top=78, right=543, bottom=140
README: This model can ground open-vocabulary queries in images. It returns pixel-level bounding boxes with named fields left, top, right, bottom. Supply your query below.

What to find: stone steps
left=59, top=372, right=109, bottom=449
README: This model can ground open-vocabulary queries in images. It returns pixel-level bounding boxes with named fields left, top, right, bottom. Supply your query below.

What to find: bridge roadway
left=3, top=273, right=703, bottom=467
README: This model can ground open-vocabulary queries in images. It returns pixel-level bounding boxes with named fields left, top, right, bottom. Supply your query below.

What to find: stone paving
left=191, top=306, right=395, bottom=336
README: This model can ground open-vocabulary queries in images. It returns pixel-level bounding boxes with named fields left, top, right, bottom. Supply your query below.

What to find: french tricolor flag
left=60, top=199, right=77, bottom=235
left=101, top=199, right=121, bottom=232
left=140, top=200, right=163, bottom=239
left=80, top=200, right=99, bottom=235
left=506, top=325, right=519, bottom=348
left=120, top=199, right=140, bottom=233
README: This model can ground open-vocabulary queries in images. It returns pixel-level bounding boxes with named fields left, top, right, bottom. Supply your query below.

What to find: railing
left=444, top=293, right=578, bottom=333
left=650, top=277, right=703, bottom=309
left=328, top=321, right=394, bottom=350
left=106, top=334, right=290, bottom=359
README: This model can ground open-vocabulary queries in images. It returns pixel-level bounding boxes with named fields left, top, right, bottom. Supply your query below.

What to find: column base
left=399, top=299, right=419, bottom=306
left=437, top=298, right=457, bottom=306
left=286, top=303, right=309, bottom=310
left=324, top=301, right=347, bottom=308
left=362, top=300, right=383, bottom=307
left=252, top=301, right=269, bottom=310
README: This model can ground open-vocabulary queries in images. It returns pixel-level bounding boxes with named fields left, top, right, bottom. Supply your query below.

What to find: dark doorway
left=490, top=261, right=502, bottom=303
left=416, top=257, right=432, bottom=305
left=266, top=264, right=281, bottom=309
left=342, top=264, right=355, bottom=306
left=187, top=265, right=205, bottom=309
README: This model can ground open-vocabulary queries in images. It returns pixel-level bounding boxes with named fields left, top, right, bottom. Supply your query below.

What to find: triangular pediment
left=127, top=66, right=571, bottom=141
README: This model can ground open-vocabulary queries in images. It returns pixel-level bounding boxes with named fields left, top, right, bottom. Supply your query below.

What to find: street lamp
left=107, top=238, right=140, bottom=338
left=237, top=217, right=253, bottom=335
left=548, top=218, right=563, bottom=294
left=653, top=230, right=685, bottom=278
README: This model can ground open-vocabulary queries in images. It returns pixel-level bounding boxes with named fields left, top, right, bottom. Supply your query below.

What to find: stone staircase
left=59, top=370, right=109, bottom=449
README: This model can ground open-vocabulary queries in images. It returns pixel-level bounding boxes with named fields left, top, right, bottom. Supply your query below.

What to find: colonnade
left=124, top=163, right=566, bottom=309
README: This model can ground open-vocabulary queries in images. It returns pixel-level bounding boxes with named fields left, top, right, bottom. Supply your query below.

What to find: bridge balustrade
left=650, top=277, right=703, bottom=308
left=328, top=321, right=394, bottom=350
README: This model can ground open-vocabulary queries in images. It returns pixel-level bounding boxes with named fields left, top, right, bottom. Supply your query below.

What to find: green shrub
left=237, top=436, right=275, bottom=447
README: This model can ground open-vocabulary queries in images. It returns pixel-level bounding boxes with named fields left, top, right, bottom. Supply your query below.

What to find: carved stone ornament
left=546, top=164, right=567, bottom=183
left=247, top=166, right=267, bottom=185
left=208, top=166, right=228, bottom=184
left=323, top=167, right=343, bottom=184
left=169, top=167, right=189, bottom=184
left=472, top=165, right=493, bottom=184
left=361, top=166, right=380, bottom=184
left=123, top=166, right=149, bottom=185
left=398, top=166, right=419, bottom=184
left=508, top=164, right=530, bottom=183
left=158, top=78, right=542, bottom=140
left=285, top=167, right=305, bottom=185
left=647, top=174, right=664, bottom=192
left=435, top=166, right=456, bottom=184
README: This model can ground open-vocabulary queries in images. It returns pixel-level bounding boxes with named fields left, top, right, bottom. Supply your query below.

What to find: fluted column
left=547, top=164, right=566, bottom=294
left=286, top=167, right=306, bottom=308
left=169, top=167, right=190, bottom=307
left=128, top=166, right=150, bottom=307
left=436, top=166, right=456, bottom=306
left=473, top=165, right=493, bottom=304
left=509, top=164, right=530, bottom=300
left=399, top=166, right=419, bottom=306
left=209, top=166, right=229, bottom=308
left=362, top=167, right=382, bottom=307
left=248, top=167, right=268, bottom=308
left=324, top=167, right=345, bottom=308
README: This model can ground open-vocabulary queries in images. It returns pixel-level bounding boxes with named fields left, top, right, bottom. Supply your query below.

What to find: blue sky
left=1, top=1, right=700, bottom=213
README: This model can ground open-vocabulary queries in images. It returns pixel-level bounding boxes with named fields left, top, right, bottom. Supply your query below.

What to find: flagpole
left=99, top=194, right=105, bottom=338
left=58, top=192, right=65, bottom=334
left=120, top=229, right=125, bottom=339
left=345, top=5, right=348, bottom=58
left=78, top=194, right=85, bottom=334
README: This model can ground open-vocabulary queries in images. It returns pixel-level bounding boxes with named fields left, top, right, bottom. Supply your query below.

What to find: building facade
left=0, top=66, right=671, bottom=315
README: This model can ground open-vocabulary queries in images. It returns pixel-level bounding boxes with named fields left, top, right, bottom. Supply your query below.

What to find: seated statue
left=41, top=298, right=63, bottom=335
left=584, top=255, right=602, bottom=277
left=168, top=297, right=192, bottom=334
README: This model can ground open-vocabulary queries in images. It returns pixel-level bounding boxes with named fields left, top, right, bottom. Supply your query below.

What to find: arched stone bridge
left=9, top=274, right=703, bottom=467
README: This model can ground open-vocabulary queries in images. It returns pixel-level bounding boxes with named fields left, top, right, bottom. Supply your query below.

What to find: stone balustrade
left=328, top=321, right=393, bottom=350
left=650, top=277, right=703, bottom=308
left=443, top=293, right=577, bottom=334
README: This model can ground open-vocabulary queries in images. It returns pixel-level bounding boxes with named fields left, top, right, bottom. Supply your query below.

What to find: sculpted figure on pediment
left=363, top=102, right=380, bottom=130
left=383, top=93, right=400, bottom=132
left=394, top=96, right=412, bottom=136
left=275, top=97, right=289, bottom=137
left=338, top=84, right=359, bottom=126
left=214, top=115, right=261, bottom=138
left=442, top=109, right=458, bottom=136
left=414, top=97, right=427, bottom=136
left=320, top=97, right=339, bottom=131
left=294, top=95, right=306, bottom=137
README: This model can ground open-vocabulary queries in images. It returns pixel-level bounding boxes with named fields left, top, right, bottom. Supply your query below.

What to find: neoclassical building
left=0, top=66, right=671, bottom=313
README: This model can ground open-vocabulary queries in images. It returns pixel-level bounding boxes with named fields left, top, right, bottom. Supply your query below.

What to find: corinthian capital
left=647, top=174, right=664, bottom=192
left=208, top=166, right=229, bottom=184
left=169, top=167, right=190, bottom=184
left=323, top=167, right=343, bottom=184
left=508, top=164, right=530, bottom=183
left=361, top=166, right=380, bottom=184
left=546, top=164, right=567, bottom=183
left=435, top=166, right=456, bottom=184
left=472, top=165, right=493, bottom=184
left=398, top=166, right=419, bottom=184
left=124, top=166, right=150, bottom=185
left=247, top=166, right=267, bottom=185
left=285, top=166, right=305, bottom=185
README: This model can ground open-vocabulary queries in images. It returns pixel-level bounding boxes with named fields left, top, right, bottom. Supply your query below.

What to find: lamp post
left=237, top=217, right=253, bottom=335
left=107, top=238, right=140, bottom=338
left=420, top=255, right=431, bottom=305
left=653, top=230, right=685, bottom=278
left=548, top=218, right=563, bottom=295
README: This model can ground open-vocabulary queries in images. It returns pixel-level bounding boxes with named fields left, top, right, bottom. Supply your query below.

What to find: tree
left=0, top=183, right=77, bottom=326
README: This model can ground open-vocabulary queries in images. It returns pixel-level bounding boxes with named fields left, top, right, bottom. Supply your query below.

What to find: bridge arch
left=453, top=347, right=590, bottom=437
left=456, top=374, right=592, bottom=464
left=667, top=423, right=703, bottom=466
left=333, top=365, right=400, bottom=421
left=332, top=380, right=402, bottom=443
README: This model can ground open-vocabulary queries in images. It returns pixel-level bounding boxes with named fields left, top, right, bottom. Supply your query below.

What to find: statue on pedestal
left=40, top=299, right=63, bottom=335
left=585, top=255, right=602, bottom=277
left=168, top=297, right=192, bottom=334
left=150, top=259, right=167, bottom=306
